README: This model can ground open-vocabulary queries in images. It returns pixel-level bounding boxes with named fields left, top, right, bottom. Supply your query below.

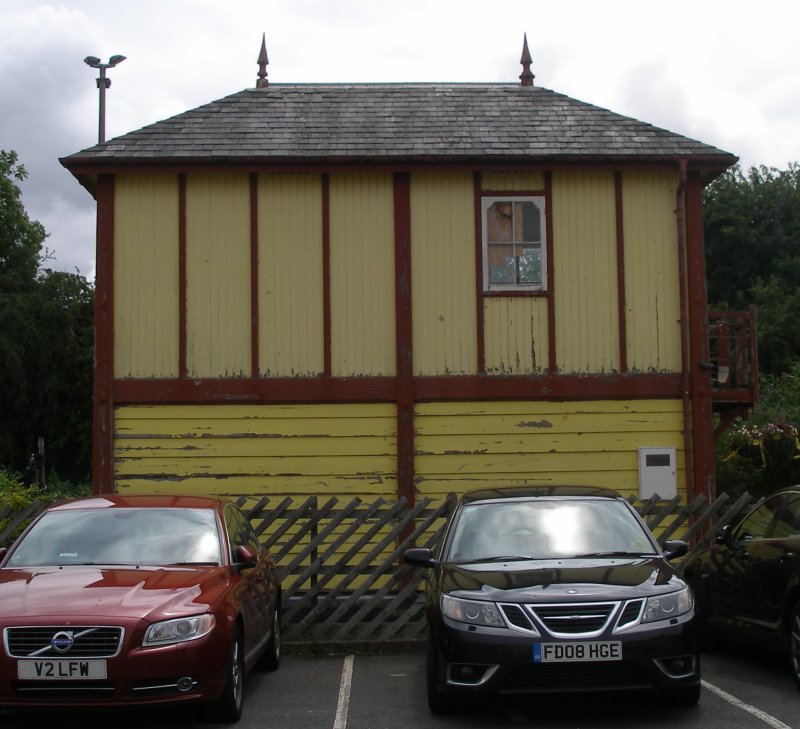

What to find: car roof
left=459, top=485, right=623, bottom=505
left=47, top=494, right=228, bottom=512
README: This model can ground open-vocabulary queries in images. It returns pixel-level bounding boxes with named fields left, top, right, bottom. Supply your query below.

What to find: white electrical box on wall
left=638, top=447, right=677, bottom=500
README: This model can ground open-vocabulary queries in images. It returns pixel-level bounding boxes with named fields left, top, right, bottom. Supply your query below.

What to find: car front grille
left=5, top=626, right=124, bottom=658
left=528, top=602, right=616, bottom=637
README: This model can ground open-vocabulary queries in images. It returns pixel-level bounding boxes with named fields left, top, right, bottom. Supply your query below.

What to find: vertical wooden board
left=622, top=171, right=682, bottom=372
left=185, top=174, right=251, bottom=377
left=552, top=172, right=619, bottom=374
left=258, top=174, right=324, bottom=376
left=483, top=297, right=549, bottom=374
left=414, top=400, right=685, bottom=503
left=329, top=174, right=396, bottom=376
left=114, top=175, right=179, bottom=378
left=410, top=172, right=477, bottom=375
left=113, top=403, right=398, bottom=498
left=481, top=171, right=545, bottom=191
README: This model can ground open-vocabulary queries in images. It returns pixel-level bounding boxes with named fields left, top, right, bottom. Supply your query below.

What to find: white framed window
left=481, top=196, right=547, bottom=292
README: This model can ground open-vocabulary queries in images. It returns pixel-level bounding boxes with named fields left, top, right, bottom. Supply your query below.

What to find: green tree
left=0, top=150, right=44, bottom=290
left=704, top=163, right=800, bottom=373
left=0, top=150, right=93, bottom=482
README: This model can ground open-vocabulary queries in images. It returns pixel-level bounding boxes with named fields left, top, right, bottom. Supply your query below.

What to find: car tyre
left=214, top=626, right=245, bottom=723
left=790, top=601, right=800, bottom=689
left=260, top=606, right=281, bottom=671
left=426, top=640, right=451, bottom=714
left=663, top=683, right=701, bottom=707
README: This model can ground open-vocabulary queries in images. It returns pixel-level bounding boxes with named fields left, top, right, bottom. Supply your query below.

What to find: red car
left=0, top=494, right=281, bottom=723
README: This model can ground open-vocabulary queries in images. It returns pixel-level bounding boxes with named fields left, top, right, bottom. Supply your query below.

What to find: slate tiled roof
left=61, top=83, right=737, bottom=168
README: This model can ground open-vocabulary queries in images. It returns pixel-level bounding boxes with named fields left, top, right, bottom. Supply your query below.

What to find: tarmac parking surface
left=2, top=644, right=798, bottom=729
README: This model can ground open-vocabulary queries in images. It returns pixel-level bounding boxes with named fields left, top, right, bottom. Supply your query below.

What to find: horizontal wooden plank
left=115, top=402, right=396, bottom=420
left=114, top=454, right=397, bottom=475
left=415, top=399, right=683, bottom=417
left=114, top=435, right=397, bottom=458
left=414, top=431, right=683, bottom=455
left=115, top=418, right=397, bottom=438
left=414, top=450, right=659, bottom=474
left=113, top=479, right=398, bottom=496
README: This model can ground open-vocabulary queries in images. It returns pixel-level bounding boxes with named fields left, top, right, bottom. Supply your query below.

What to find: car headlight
left=441, top=595, right=506, bottom=627
left=143, top=614, right=216, bottom=646
left=642, top=588, right=693, bottom=623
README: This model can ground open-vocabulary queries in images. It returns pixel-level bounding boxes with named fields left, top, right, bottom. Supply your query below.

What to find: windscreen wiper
left=573, top=551, right=654, bottom=558
left=460, top=555, right=539, bottom=563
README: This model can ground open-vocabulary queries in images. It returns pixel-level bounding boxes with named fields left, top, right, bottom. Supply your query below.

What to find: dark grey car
left=405, top=486, right=699, bottom=712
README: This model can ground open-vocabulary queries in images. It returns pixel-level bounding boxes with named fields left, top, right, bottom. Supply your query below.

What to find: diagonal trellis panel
left=239, top=491, right=756, bottom=646
left=0, top=491, right=759, bottom=647
left=238, top=493, right=456, bottom=644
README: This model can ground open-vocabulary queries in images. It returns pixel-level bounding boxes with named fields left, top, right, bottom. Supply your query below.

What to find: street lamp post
left=84, top=54, right=126, bottom=144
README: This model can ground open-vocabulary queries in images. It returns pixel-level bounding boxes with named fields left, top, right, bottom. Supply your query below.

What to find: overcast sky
left=2, top=0, right=799, bottom=280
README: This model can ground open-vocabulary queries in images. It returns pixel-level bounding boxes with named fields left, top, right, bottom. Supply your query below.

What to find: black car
left=683, top=486, right=800, bottom=686
left=405, top=486, right=699, bottom=712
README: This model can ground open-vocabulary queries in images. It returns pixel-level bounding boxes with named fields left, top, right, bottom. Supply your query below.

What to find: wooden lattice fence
left=241, top=490, right=757, bottom=647
left=0, top=490, right=758, bottom=649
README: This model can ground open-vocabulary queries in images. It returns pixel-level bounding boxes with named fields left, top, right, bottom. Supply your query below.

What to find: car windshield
left=446, top=498, right=657, bottom=562
left=7, top=507, right=222, bottom=567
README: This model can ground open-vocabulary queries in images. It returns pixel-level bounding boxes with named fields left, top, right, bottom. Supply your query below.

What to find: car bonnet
left=439, top=557, right=680, bottom=602
left=0, top=565, right=228, bottom=621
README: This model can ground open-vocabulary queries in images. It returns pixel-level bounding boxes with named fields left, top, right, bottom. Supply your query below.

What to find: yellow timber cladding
left=112, top=170, right=687, bottom=501
left=114, top=401, right=684, bottom=501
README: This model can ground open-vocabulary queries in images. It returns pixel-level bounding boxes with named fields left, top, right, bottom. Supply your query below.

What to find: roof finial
left=256, top=33, right=269, bottom=88
left=519, top=33, right=534, bottom=87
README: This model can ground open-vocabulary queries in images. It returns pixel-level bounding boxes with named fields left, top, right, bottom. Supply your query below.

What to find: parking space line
left=702, top=679, right=792, bottom=729
left=333, top=654, right=355, bottom=729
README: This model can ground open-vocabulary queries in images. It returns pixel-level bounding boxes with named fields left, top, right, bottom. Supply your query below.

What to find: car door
left=702, top=494, right=784, bottom=634
left=224, top=505, right=272, bottom=655
left=747, top=495, right=800, bottom=641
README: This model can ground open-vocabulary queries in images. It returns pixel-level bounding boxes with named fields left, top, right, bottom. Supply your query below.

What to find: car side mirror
left=0, top=547, right=6, bottom=563
left=404, top=547, right=437, bottom=568
left=662, top=540, right=688, bottom=561
left=235, top=544, right=258, bottom=567
left=715, top=524, right=733, bottom=545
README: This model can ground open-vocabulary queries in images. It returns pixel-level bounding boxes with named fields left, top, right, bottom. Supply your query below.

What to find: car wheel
left=663, top=683, right=701, bottom=707
left=214, top=626, right=245, bottom=723
left=260, top=606, right=281, bottom=671
left=789, top=602, right=800, bottom=688
left=426, top=640, right=451, bottom=714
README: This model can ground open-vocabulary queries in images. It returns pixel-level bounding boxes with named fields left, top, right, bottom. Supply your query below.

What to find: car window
left=7, top=508, right=222, bottom=567
left=224, top=505, right=260, bottom=560
left=734, top=495, right=784, bottom=542
left=772, top=496, right=800, bottom=538
left=446, top=499, right=656, bottom=561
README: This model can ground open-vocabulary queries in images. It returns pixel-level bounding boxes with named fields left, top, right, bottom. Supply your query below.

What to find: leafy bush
left=0, top=469, right=38, bottom=509
left=716, top=364, right=800, bottom=498
left=0, top=469, right=90, bottom=546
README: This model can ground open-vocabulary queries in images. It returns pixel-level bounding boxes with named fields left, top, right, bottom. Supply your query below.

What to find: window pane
left=517, top=244, right=542, bottom=285
left=773, top=497, right=800, bottom=537
left=736, top=496, right=782, bottom=541
left=488, top=243, right=515, bottom=283
left=520, top=201, right=541, bottom=242
left=487, top=202, right=513, bottom=242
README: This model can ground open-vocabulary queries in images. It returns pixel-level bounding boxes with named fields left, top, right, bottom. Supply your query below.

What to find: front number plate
left=533, top=641, right=622, bottom=663
left=17, top=659, right=107, bottom=680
